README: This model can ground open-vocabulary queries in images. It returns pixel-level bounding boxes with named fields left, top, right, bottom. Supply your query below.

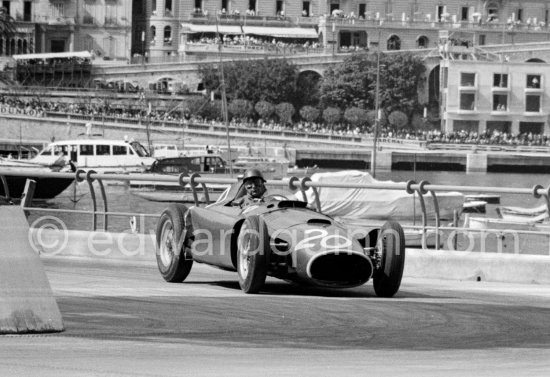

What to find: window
left=113, top=145, right=127, bottom=155
left=436, top=5, right=446, bottom=21
left=479, top=34, right=486, bottom=45
left=460, top=72, right=476, bottom=87
left=276, top=0, right=283, bottom=15
left=302, top=1, right=310, bottom=16
left=221, top=0, right=228, bottom=12
left=359, top=3, right=366, bottom=18
left=165, top=0, right=172, bottom=13
left=460, top=93, right=475, bottom=110
left=150, top=26, right=156, bottom=44
left=152, top=0, right=157, bottom=14
left=493, top=73, right=508, bottom=88
left=385, top=0, right=393, bottom=18
left=248, top=0, right=256, bottom=12
left=96, top=145, right=111, bottom=155
left=546, top=9, right=549, bottom=25
left=493, top=94, right=508, bottom=111
left=527, top=75, right=541, bottom=88
left=80, top=145, right=94, bottom=156
left=517, top=8, right=523, bottom=22
left=195, top=0, right=202, bottom=9
left=387, top=35, right=401, bottom=50
left=23, top=1, right=32, bottom=21
left=526, top=95, right=541, bottom=112
left=2, top=1, right=10, bottom=15
left=487, top=1, right=498, bottom=21
left=461, top=7, right=469, bottom=21
left=453, top=120, right=479, bottom=133
left=164, top=26, right=172, bottom=44
left=50, top=2, right=64, bottom=18
left=417, top=36, right=428, bottom=48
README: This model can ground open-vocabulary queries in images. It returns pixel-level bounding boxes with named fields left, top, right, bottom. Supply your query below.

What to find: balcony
left=104, top=17, right=118, bottom=27
left=34, top=16, right=76, bottom=25
left=82, top=16, right=95, bottom=25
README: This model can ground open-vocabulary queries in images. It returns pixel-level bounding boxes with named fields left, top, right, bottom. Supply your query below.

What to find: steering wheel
left=264, top=194, right=288, bottom=201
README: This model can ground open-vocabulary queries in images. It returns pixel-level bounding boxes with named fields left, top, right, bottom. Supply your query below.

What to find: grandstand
left=12, top=51, right=93, bottom=88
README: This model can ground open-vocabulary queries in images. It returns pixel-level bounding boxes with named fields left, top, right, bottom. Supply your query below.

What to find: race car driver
left=233, top=168, right=267, bottom=208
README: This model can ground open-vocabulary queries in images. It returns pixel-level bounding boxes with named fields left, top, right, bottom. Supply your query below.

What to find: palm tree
left=0, top=6, right=16, bottom=41
left=0, top=7, right=16, bottom=85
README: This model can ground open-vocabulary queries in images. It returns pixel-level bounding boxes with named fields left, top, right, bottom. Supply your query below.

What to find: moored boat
left=31, top=138, right=156, bottom=173
left=0, top=163, right=75, bottom=200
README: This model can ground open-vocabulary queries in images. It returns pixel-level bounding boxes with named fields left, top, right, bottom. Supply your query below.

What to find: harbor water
left=27, top=170, right=550, bottom=234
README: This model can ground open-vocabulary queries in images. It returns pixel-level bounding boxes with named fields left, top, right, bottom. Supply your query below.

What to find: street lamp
left=371, top=29, right=382, bottom=178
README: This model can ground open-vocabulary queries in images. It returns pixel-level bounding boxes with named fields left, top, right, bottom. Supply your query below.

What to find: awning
left=242, top=26, right=318, bottom=39
left=12, top=51, right=92, bottom=60
left=181, top=24, right=243, bottom=34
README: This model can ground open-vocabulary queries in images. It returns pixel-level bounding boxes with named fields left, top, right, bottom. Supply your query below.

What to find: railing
left=2, top=168, right=550, bottom=254
left=183, top=12, right=550, bottom=34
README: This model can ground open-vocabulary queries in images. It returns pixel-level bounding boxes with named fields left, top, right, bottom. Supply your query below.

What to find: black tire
left=373, top=221, right=406, bottom=298
left=236, top=216, right=268, bottom=294
left=156, top=203, right=193, bottom=282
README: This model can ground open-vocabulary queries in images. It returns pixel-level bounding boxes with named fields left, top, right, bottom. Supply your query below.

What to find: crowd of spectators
left=187, top=35, right=322, bottom=51
left=2, top=94, right=550, bottom=147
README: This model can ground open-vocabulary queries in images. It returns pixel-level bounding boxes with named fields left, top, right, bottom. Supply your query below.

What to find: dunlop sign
left=0, top=105, right=39, bottom=116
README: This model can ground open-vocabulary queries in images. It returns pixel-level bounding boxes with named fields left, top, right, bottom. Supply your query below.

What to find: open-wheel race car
left=155, top=178, right=406, bottom=296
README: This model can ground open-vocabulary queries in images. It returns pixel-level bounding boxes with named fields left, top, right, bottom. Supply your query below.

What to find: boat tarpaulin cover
left=301, top=170, right=464, bottom=221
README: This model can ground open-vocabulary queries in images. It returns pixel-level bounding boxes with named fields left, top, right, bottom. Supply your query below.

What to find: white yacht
left=31, top=138, right=156, bottom=173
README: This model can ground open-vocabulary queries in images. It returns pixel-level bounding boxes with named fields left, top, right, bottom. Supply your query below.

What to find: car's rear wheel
left=237, top=215, right=268, bottom=294
left=373, top=221, right=406, bottom=297
left=156, top=203, right=193, bottom=282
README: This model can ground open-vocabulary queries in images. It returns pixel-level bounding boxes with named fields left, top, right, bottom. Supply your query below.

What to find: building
left=143, top=0, right=550, bottom=59
left=3, top=1, right=550, bottom=61
left=441, top=49, right=550, bottom=135
left=0, top=0, right=132, bottom=61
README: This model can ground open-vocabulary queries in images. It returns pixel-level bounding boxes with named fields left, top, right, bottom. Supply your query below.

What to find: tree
left=254, top=100, right=275, bottom=121
left=198, top=58, right=300, bottom=105
left=344, top=107, right=368, bottom=130
left=0, top=7, right=15, bottom=41
left=228, top=99, right=254, bottom=120
left=322, top=107, right=342, bottom=131
left=275, top=102, right=295, bottom=125
left=320, top=53, right=375, bottom=110
left=299, top=106, right=320, bottom=123
left=185, top=96, right=210, bottom=117
left=295, top=71, right=322, bottom=108
left=319, top=52, right=425, bottom=119
left=366, top=110, right=387, bottom=129
left=0, top=7, right=16, bottom=85
left=375, top=53, right=426, bottom=115
left=388, top=110, right=409, bottom=130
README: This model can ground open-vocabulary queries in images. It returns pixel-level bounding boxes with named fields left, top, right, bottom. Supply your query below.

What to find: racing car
left=155, top=180, right=406, bottom=296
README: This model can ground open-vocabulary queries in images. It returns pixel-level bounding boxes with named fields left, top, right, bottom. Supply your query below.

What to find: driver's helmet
left=242, top=168, right=265, bottom=182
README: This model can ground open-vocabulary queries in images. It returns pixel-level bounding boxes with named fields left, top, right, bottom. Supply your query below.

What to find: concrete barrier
left=30, top=229, right=550, bottom=285
left=405, top=249, right=550, bottom=285
left=0, top=206, right=64, bottom=334
left=29, top=228, right=156, bottom=261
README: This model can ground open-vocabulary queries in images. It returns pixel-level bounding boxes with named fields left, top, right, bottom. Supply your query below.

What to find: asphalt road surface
left=2, top=256, right=550, bottom=376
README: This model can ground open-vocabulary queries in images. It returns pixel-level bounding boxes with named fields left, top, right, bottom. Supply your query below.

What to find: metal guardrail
left=2, top=169, right=550, bottom=253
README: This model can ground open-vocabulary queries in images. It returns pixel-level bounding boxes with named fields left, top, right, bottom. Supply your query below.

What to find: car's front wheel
left=373, top=221, right=406, bottom=297
left=156, top=203, right=193, bottom=282
left=236, top=216, right=268, bottom=293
